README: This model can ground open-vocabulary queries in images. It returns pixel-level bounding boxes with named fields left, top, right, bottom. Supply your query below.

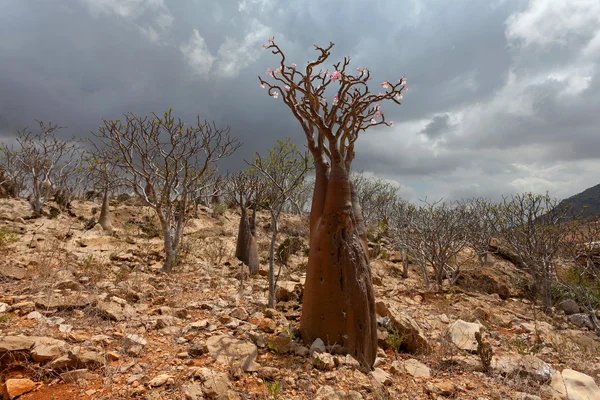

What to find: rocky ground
left=1, top=198, right=600, bottom=400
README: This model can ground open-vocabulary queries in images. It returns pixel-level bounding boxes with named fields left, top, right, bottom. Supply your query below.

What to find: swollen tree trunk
left=235, top=207, right=259, bottom=275
left=268, top=212, right=278, bottom=308
left=98, top=187, right=112, bottom=231
left=301, top=161, right=377, bottom=368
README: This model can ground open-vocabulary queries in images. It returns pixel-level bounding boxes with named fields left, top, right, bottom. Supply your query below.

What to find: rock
left=0, top=265, right=27, bottom=280
left=55, top=280, right=83, bottom=291
left=447, top=319, right=483, bottom=352
left=550, top=369, right=600, bottom=399
left=60, top=368, right=89, bottom=383
left=35, top=295, right=95, bottom=310
left=194, top=368, right=233, bottom=399
left=31, top=337, right=67, bottom=362
left=96, top=301, right=125, bottom=321
left=493, top=354, right=555, bottom=382
left=558, top=299, right=580, bottom=315
left=0, top=336, right=36, bottom=352
left=148, top=374, right=174, bottom=387
left=230, top=307, right=249, bottom=321
left=183, top=384, right=204, bottom=400
left=257, top=318, right=276, bottom=333
left=315, top=385, right=363, bottom=400
left=434, top=380, right=456, bottom=396
left=310, top=338, right=326, bottom=353
left=123, top=334, right=146, bottom=357
left=402, top=358, right=431, bottom=378
left=206, top=335, right=259, bottom=372
left=183, top=319, right=209, bottom=334
left=375, top=301, right=430, bottom=353
left=188, top=343, right=209, bottom=358
left=3, top=378, right=36, bottom=399
left=512, top=392, right=541, bottom=400
left=257, top=366, right=279, bottom=380
left=568, top=313, right=593, bottom=329
left=312, top=352, right=336, bottom=371
left=371, top=368, right=392, bottom=386
left=0, top=302, right=8, bottom=312
left=275, top=281, right=300, bottom=302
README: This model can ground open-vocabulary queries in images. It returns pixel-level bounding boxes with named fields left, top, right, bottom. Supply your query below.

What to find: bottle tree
left=259, top=38, right=407, bottom=367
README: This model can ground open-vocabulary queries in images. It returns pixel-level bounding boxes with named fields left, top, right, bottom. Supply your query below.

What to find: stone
left=568, top=313, right=593, bottom=330
left=60, top=369, right=89, bottom=383
left=0, top=302, right=8, bottom=312
left=315, top=385, right=363, bottom=400
left=148, top=374, right=174, bottom=387
left=492, top=354, right=555, bottom=382
left=34, top=295, right=95, bottom=310
left=183, top=384, right=204, bottom=400
left=512, top=392, right=541, bottom=400
left=3, top=378, right=36, bottom=399
left=55, top=280, right=83, bottom=291
left=371, top=368, right=392, bottom=386
left=205, top=335, right=259, bottom=372
left=311, top=352, right=336, bottom=371
left=557, top=299, right=580, bottom=315
left=123, top=333, right=146, bottom=356
left=0, top=336, right=36, bottom=352
left=375, top=301, right=430, bottom=353
left=257, top=366, right=279, bottom=380
left=257, top=318, right=276, bottom=333
left=183, top=319, right=209, bottom=334
left=447, top=319, right=483, bottom=352
left=550, top=369, right=600, bottom=400
left=230, top=307, right=249, bottom=321
left=275, top=281, right=300, bottom=302
left=0, top=265, right=27, bottom=280
left=188, top=343, right=209, bottom=358
left=194, top=367, right=232, bottom=399
left=434, top=380, right=456, bottom=396
left=31, top=337, right=67, bottom=362
left=402, top=358, right=431, bottom=378
left=310, top=338, right=326, bottom=353
left=96, top=301, right=125, bottom=321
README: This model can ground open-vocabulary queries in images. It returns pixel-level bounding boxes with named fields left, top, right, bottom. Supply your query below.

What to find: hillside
left=1, top=198, right=600, bottom=399
left=558, top=183, right=600, bottom=220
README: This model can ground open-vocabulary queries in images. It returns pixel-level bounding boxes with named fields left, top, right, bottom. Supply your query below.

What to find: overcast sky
left=1, top=0, right=599, bottom=203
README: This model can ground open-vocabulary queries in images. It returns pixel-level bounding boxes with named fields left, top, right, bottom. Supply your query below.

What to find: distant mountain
left=558, top=183, right=600, bottom=220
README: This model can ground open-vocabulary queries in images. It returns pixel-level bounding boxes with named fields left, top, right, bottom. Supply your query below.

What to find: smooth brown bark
left=235, top=207, right=259, bottom=275
left=301, top=162, right=377, bottom=367
left=98, top=187, right=112, bottom=231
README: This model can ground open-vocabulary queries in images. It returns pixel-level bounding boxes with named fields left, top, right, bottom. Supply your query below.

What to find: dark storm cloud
left=1, top=0, right=599, bottom=201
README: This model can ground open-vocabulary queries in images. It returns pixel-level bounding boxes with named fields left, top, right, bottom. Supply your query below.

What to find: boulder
left=310, top=338, right=326, bottom=353
left=31, top=337, right=67, bottom=362
left=402, top=358, right=431, bottom=378
left=568, top=313, right=593, bottom=330
left=315, top=385, right=363, bottom=400
left=375, top=301, right=430, bottom=354
left=205, top=335, right=259, bottom=372
left=148, top=374, right=174, bottom=387
left=446, top=319, right=483, bottom=352
left=493, top=354, right=555, bottom=382
left=194, top=368, right=233, bottom=399
left=275, top=281, right=301, bottom=302
left=3, top=378, right=36, bottom=399
left=550, top=369, right=600, bottom=400
left=96, top=301, right=125, bottom=321
left=371, top=368, right=392, bottom=386
left=34, top=294, right=95, bottom=310
left=0, top=336, right=36, bottom=352
left=557, top=300, right=580, bottom=315
left=0, top=265, right=27, bottom=280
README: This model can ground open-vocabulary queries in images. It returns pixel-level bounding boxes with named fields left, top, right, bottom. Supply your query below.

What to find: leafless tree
left=461, top=197, right=498, bottom=266
left=559, top=216, right=600, bottom=334
left=248, top=138, right=311, bottom=307
left=351, top=171, right=400, bottom=231
left=400, top=199, right=474, bottom=289
left=91, top=109, right=241, bottom=271
left=0, top=145, right=26, bottom=198
left=389, top=198, right=416, bottom=278
left=493, top=192, right=573, bottom=314
left=11, top=121, right=82, bottom=215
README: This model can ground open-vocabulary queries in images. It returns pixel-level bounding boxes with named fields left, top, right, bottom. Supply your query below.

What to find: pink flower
left=375, top=111, right=382, bottom=118
left=272, top=92, right=279, bottom=99
left=400, top=76, right=406, bottom=85
left=274, top=67, right=282, bottom=75
left=371, top=119, right=377, bottom=124
left=266, top=68, right=272, bottom=75
left=374, top=104, right=380, bottom=111
left=268, top=36, right=274, bottom=44
left=330, top=70, right=342, bottom=82
left=290, top=63, right=297, bottom=69
left=395, top=93, right=403, bottom=100
left=262, top=45, right=268, bottom=49
left=356, top=67, right=363, bottom=73
left=389, top=121, right=394, bottom=127
left=332, top=95, right=339, bottom=105
left=260, top=83, right=265, bottom=89
left=284, top=85, right=290, bottom=91
left=381, top=81, right=390, bottom=89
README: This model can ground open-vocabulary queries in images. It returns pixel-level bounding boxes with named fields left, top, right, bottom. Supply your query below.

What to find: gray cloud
left=0, top=0, right=598, bottom=202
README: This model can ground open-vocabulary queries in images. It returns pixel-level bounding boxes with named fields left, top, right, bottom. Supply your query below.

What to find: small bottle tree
left=259, top=38, right=407, bottom=366
left=249, top=138, right=311, bottom=307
